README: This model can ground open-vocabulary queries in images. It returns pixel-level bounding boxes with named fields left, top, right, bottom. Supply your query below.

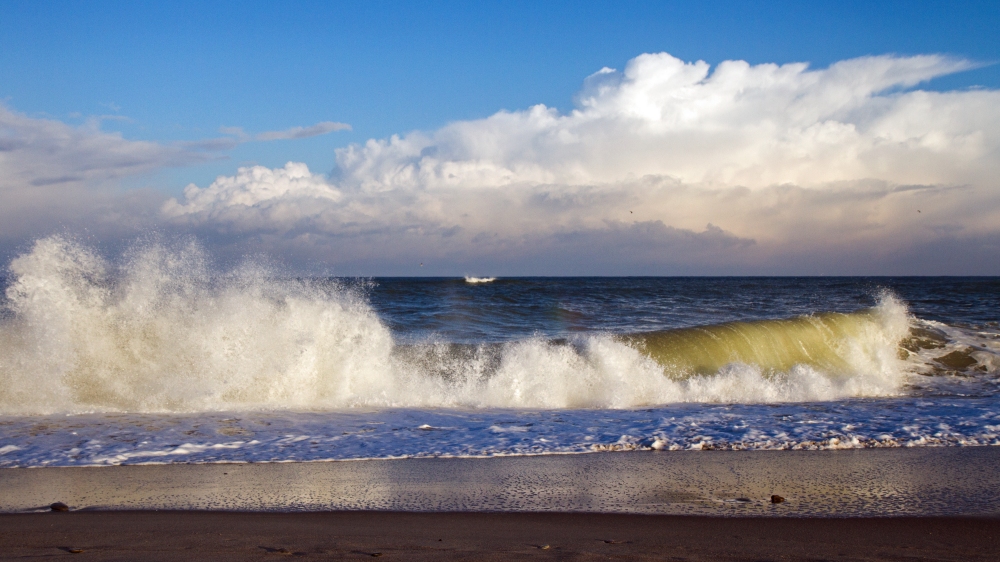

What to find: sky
left=1, top=0, right=999, bottom=275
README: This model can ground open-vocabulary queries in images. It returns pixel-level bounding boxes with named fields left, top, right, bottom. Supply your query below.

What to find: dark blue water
left=362, top=277, right=1000, bottom=343
left=5, top=275, right=996, bottom=340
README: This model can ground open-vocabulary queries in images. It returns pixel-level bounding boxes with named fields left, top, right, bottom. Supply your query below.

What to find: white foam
left=464, top=276, right=496, bottom=284
left=3, top=398, right=1000, bottom=467
left=0, top=236, right=914, bottom=415
left=476, top=309, right=908, bottom=408
left=0, top=236, right=399, bottom=414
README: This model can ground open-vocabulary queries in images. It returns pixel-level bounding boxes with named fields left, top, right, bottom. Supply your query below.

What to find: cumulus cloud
left=160, top=52, right=1000, bottom=274
left=326, top=53, right=992, bottom=191
left=162, top=162, right=342, bottom=226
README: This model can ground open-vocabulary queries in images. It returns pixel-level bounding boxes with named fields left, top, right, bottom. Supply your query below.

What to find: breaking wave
left=0, top=237, right=918, bottom=414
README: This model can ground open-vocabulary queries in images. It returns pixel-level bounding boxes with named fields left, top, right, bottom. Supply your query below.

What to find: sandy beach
left=3, top=447, right=1000, bottom=515
left=2, top=448, right=999, bottom=559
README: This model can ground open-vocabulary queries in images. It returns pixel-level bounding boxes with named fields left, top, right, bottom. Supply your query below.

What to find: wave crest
left=0, top=237, right=913, bottom=414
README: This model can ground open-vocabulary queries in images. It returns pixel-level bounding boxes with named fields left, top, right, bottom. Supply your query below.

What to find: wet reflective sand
left=2, top=447, right=999, bottom=516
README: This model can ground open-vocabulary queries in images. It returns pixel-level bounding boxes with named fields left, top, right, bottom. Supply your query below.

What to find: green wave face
left=625, top=310, right=892, bottom=379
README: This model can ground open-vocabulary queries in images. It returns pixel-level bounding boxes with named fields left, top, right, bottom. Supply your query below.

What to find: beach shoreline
left=4, top=447, right=999, bottom=558
left=3, top=447, right=999, bottom=516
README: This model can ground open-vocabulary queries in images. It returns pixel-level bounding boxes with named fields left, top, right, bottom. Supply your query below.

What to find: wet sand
left=3, top=447, right=1000, bottom=516
left=2, top=511, right=999, bottom=560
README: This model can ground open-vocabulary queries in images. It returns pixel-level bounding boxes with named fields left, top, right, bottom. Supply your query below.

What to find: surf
left=0, top=236, right=968, bottom=415
left=628, top=306, right=909, bottom=379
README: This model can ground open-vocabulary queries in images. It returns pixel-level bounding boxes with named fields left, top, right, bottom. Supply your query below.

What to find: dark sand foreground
left=3, top=448, right=1000, bottom=559
left=2, top=511, right=998, bottom=560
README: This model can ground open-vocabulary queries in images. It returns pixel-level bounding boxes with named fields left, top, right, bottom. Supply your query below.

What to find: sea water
left=0, top=236, right=998, bottom=467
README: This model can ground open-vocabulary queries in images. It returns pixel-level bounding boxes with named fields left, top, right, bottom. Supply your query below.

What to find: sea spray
left=0, top=236, right=398, bottom=413
left=0, top=236, right=917, bottom=414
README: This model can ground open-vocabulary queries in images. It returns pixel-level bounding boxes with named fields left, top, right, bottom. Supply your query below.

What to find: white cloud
left=162, top=162, right=342, bottom=228
left=161, top=52, right=1000, bottom=274
left=330, top=53, right=993, bottom=191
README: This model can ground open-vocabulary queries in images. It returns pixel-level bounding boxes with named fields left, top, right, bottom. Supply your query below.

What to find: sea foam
left=0, top=236, right=913, bottom=414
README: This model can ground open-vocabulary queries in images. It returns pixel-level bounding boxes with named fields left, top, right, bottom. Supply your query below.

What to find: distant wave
left=464, top=276, right=496, bottom=284
left=2, top=236, right=995, bottom=415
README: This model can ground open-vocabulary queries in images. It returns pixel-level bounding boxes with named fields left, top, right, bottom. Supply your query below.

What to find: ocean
left=0, top=238, right=998, bottom=467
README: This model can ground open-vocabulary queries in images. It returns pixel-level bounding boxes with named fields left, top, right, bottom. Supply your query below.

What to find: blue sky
left=1, top=1, right=999, bottom=274
left=3, top=0, right=997, bottom=190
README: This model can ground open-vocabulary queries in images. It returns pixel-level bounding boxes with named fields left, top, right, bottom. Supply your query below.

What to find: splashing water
left=0, top=236, right=916, bottom=414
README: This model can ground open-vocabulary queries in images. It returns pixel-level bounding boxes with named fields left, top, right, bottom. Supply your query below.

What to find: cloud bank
left=2, top=52, right=998, bottom=274
left=160, top=52, right=1000, bottom=274
left=0, top=110, right=353, bottom=260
